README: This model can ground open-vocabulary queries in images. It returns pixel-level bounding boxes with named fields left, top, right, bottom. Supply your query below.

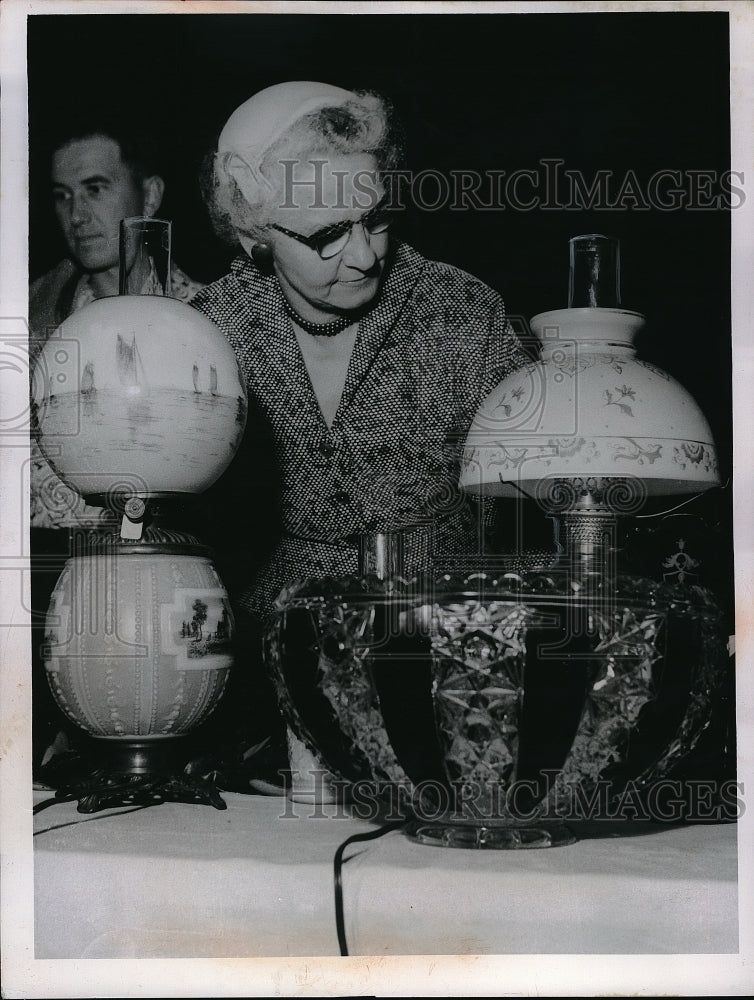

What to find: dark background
left=27, top=10, right=736, bottom=780
left=28, top=10, right=733, bottom=474
left=28, top=8, right=736, bottom=591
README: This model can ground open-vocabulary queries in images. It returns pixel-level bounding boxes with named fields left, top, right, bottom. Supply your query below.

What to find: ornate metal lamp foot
left=35, top=738, right=227, bottom=813
left=46, top=769, right=227, bottom=814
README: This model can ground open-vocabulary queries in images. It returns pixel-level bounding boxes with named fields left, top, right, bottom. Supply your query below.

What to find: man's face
left=51, top=136, right=147, bottom=273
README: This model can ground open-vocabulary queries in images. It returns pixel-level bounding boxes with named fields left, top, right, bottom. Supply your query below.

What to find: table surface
left=33, top=789, right=739, bottom=959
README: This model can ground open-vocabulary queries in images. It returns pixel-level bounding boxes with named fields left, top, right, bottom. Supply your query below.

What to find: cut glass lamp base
left=267, top=567, right=728, bottom=853
left=404, top=818, right=576, bottom=849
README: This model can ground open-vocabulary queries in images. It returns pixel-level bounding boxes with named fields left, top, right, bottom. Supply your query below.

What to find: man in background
left=29, top=120, right=203, bottom=530
left=30, top=121, right=202, bottom=348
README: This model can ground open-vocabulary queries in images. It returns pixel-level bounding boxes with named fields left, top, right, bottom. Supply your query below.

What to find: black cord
left=333, top=819, right=406, bottom=957
left=33, top=802, right=153, bottom=836
left=33, top=793, right=74, bottom=815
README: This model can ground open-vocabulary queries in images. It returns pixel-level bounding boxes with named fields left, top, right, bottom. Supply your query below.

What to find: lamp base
left=404, top=818, right=576, bottom=849
left=35, top=737, right=227, bottom=813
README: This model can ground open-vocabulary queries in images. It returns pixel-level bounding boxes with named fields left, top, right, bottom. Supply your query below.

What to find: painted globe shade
left=460, top=308, right=719, bottom=497
left=32, top=295, right=248, bottom=499
left=44, top=546, right=232, bottom=738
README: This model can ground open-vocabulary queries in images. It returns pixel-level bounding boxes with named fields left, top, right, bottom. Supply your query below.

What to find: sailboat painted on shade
left=80, top=361, right=96, bottom=398
left=117, top=334, right=148, bottom=390
left=191, top=363, right=219, bottom=396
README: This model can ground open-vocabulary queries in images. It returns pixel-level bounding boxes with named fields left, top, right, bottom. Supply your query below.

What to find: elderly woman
left=190, top=81, right=531, bottom=790
left=193, top=80, right=530, bottom=625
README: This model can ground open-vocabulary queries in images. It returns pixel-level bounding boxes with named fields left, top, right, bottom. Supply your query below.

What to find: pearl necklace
left=283, top=299, right=366, bottom=337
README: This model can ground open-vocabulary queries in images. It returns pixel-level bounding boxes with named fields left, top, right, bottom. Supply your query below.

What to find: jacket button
left=332, top=490, right=351, bottom=504
left=319, top=440, right=336, bottom=458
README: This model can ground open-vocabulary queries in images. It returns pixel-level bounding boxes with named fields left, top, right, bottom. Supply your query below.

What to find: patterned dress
left=192, top=241, right=531, bottom=624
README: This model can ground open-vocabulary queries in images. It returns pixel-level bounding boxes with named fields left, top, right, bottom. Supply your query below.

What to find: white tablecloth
left=33, top=790, right=738, bottom=958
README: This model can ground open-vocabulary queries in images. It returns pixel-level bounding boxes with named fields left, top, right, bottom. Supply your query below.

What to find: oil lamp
left=31, top=218, right=248, bottom=811
left=265, top=235, right=728, bottom=848
left=460, top=234, right=720, bottom=574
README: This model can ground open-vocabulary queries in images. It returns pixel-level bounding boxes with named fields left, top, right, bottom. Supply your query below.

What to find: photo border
left=2, top=1, right=752, bottom=996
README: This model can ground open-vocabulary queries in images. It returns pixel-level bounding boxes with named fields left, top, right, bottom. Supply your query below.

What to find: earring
left=251, top=243, right=273, bottom=271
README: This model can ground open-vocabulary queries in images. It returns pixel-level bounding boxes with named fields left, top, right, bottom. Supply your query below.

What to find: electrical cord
left=333, top=819, right=406, bottom=956
left=33, top=793, right=75, bottom=815
left=33, top=800, right=153, bottom=836
left=35, top=792, right=406, bottom=952
left=634, top=483, right=728, bottom=519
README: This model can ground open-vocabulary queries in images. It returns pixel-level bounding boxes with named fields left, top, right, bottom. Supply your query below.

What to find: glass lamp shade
left=31, top=295, right=248, bottom=501
left=44, top=529, right=233, bottom=739
left=459, top=307, right=719, bottom=499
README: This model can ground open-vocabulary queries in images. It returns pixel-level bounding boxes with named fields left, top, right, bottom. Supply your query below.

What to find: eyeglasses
left=269, top=194, right=394, bottom=260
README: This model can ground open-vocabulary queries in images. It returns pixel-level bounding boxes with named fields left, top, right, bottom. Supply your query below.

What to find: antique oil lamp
left=31, top=218, right=247, bottom=811
left=265, top=235, right=728, bottom=848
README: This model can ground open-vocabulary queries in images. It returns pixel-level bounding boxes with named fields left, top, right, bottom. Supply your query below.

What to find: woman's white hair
left=203, top=89, right=403, bottom=247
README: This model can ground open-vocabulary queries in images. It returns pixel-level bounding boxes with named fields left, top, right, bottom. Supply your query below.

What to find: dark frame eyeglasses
left=269, top=194, right=394, bottom=260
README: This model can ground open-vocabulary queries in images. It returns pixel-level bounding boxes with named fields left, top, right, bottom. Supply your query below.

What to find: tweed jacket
left=191, top=241, right=530, bottom=621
